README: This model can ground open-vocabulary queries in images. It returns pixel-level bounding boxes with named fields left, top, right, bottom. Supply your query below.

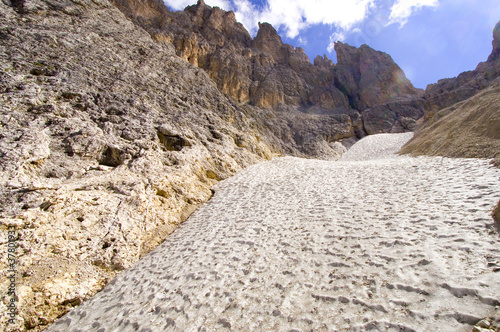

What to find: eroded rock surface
left=1, top=0, right=416, bottom=329
left=1, top=0, right=497, bottom=330
left=0, top=0, right=275, bottom=330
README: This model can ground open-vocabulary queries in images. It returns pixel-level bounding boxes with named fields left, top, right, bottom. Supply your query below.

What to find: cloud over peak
left=164, top=0, right=377, bottom=37
left=163, top=0, right=440, bottom=53
left=388, top=0, right=439, bottom=26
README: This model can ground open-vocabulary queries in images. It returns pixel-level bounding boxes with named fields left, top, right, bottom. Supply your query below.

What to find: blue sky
left=163, top=0, right=500, bottom=89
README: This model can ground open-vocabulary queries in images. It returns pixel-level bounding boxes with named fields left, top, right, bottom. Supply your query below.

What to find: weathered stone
left=333, top=42, right=420, bottom=110
left=4, top=0, right=496, bottom=331
left=0, top=0, right=281, bottom=330
left=487, top=21, right=500, bottom=62
left=473, top=309, right=500, bottom=332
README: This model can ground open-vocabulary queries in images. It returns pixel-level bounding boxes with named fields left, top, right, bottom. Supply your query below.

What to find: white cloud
left=163, top=0, right=195, bottom=10
left=163, top=0, right=375, bottom=38
left=327, top=29, right=347, bottom=53
left=232, top=0, right=261, bottom=35
left=206, top=0, right=232, bottom=9
left=163, top=0, right=439, bottom=45
left=163, top=0, right=231, bottom=11
left=258, top=0, right=375, bottom=38
left=297, top=37, right=307, bottom=45
left=388, top=0, right=439, bottom=26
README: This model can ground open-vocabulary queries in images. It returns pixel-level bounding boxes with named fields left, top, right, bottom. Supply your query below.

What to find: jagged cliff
left=112, top=0, right=425, bottom=137
left=0, top=0, right=281, bottom=330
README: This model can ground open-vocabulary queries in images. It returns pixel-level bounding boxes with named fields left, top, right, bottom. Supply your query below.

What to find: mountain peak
left=253, top=22, right=283, bottom=56
left=488, top=21, right=500, bottom=62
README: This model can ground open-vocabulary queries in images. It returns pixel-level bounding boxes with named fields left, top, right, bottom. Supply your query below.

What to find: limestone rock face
left=333, top=42, right=424, bottom=135
left=363, top=97, right=425, bottom=135
left=1, top=0, right=392, bottom=328
left=487, top=21, right=500, bottom=62
left=0, top=0, right=440, bottom=330
left=111, top=0, right=423, bottom=136
left=0, top=0, right=279, bottom=330
left=333, top=42, right=420, bottom=110
left=252, top=22, right=285, bottom=60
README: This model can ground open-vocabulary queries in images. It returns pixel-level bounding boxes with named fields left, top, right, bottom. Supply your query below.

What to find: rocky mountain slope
left=401, top=21, right=500, bottom=160
left=400, top=78, right=500, bottom=160
left=112, top=0, right=425, bottom=136
left=0, top=0, right=282, bottom=330
left=422, top=21, right=500, bottom=119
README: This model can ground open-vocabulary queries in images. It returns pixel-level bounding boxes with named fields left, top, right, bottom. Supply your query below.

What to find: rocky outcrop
left=487, top=21, right=500, bottom=62
left=423, top=21, right=500, bottom=117
left=332, top=42, right=425, bottom=134
left=0, top=0, right=276, bottom=330
left=111, top=0, right=424, bottom=137
left=0, top=0, right=372, bottom=330
left=474, top=310, right=500, bottom=332
left=400, top=78, right=500, bottom=158
left=333, top=42, right=420, bottom=110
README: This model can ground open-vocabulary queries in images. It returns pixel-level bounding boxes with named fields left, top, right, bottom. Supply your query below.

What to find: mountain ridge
left=112, top=0, right=425, bottom=135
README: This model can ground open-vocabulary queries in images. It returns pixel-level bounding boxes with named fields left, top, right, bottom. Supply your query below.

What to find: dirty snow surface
left=48, top=133, right=500, bottom=332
